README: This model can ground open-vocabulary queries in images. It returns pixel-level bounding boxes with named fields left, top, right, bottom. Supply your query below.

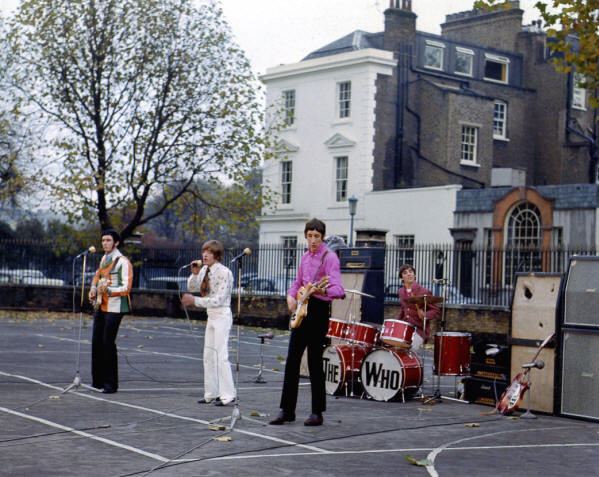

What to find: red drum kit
left=324, top=287, right=472, bottom=402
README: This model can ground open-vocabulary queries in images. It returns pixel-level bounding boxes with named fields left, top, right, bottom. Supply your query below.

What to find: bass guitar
left=289, top=276, right=329, bottom=329
left=494, top=332, right=555, bottom=415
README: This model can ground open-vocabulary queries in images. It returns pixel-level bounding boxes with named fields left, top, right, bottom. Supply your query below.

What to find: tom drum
left=433, top=332, right=471, bottom=376
left=380, top=319, right=415, bottom=348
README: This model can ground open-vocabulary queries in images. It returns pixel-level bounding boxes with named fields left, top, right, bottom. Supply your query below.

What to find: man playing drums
left=396, top=264, right=440, bottom=351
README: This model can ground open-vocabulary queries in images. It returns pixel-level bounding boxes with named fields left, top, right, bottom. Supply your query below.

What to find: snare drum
left=346, top=322, right=379, bottom=347
left=360, top=348, right=423, bottom=401
left=323, top=344, right=368, bottom=395
left=326, top=318, right=350, bottom=340
left=380, top=319, right=415, bottom=348
left=433, top=332, right=471, bottom=376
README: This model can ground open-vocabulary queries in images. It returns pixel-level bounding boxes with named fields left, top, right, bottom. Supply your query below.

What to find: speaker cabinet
left=509, top=273, right=560, bottom=413
left=560, top=330, right=599, bottom=420
left=510, top=344, right=555, bottom=413
left=563, top=256, right=599, bottom=327
left=331, top=270, right=384, bottom=325
left=511, top=273, right=560, bottom=340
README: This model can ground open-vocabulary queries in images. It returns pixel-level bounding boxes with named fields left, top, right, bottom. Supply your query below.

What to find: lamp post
left=348, top=195, right=358, bottom=247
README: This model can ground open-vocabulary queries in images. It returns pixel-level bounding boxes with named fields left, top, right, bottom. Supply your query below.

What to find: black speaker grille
left=564, top=258, right=599, bottom=327
left=561, top=331, right=599, bottom=420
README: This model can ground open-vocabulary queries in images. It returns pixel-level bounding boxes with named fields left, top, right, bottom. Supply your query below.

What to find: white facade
left=260, top=48, right=462, bottom=246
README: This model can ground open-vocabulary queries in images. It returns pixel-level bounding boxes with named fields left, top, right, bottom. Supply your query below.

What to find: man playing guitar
left=269, top=218, right=344, bottom=426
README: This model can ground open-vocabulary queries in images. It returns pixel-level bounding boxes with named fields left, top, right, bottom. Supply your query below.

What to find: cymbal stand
left=424, top=282, right=447, bottom=404
left=347, top=291, right=359, bottom=397
left=63, top=254, right=100, bottom=394
left=211, top=257, right=264, bottom=428
left=254, top=334, right=268, bottom=384
left=417, top=297, right=429, bottom=399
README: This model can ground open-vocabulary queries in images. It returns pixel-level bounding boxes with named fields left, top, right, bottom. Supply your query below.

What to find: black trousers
left=91, top=310, right=124, bottom=391
left=279, top=297, right=330, bottom=415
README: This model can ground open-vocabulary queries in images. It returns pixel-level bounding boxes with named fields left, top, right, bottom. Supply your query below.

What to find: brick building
left=259, top=1, right=597, bottom=291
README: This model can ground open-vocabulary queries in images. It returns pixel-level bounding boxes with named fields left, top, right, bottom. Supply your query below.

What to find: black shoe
left=197, top=397, right=215, bottom=404
left=102, top=388, right=116, bottom=394
left=269, top=410, right=295, bottom=425
left=304, top=413, right=323, bottom=426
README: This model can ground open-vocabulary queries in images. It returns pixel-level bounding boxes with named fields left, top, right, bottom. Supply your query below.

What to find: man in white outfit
left=181, top=240, right=236, bottom=406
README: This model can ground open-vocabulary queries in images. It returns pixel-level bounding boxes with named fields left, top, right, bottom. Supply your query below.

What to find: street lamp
left=348, top=195, right=358, bottom=247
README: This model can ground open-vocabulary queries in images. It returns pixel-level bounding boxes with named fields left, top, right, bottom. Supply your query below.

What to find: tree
left=5, top=0, right=274, bottom=242
left=473, top=1, right=599, bottom=107
left=146, top=168, right=264, bottom=247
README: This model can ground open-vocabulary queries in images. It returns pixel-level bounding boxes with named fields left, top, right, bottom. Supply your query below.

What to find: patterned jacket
left=91, top=249, right=133, bottom=313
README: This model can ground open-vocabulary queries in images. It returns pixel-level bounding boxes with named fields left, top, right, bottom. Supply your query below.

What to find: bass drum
left=360, top=348, right=423, bottom=402
left=323, top=344, right=368, bottom=395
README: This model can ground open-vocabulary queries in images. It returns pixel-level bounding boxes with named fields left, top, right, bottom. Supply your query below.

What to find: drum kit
left=323, top=283, right=472, bottom=403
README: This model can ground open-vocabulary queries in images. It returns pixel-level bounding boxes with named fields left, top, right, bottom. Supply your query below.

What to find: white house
left=260, top=46, right=461, bottom=248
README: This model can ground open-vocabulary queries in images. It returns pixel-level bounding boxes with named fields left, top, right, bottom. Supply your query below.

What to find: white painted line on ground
left=33, top=333, right=286, bottom=374
left=425, top=425, right=586, bottom=477
left=0, top=370, right=328, bottom=454
left=0, top=405, right=170, bottom=463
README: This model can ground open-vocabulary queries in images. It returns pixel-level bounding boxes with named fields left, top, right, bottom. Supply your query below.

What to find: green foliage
left=5, top=0, right=276, bottom=241
left=473, top=0, right=599, bottom=108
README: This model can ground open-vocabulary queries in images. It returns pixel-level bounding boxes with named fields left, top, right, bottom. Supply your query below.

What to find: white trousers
left=203, top=307, right=236, bottom=403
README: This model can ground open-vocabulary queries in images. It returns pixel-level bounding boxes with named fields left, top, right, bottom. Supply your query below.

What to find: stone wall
left=0, top=284, right=508, bottom=337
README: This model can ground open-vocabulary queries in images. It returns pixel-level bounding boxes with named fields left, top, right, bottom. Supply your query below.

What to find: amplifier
left=463, top=376, right=508, bottom=407
left=339, top=247, right=385, bottom=270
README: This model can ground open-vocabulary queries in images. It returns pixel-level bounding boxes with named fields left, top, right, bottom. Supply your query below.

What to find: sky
left=1, top=0, right=542, bottom=76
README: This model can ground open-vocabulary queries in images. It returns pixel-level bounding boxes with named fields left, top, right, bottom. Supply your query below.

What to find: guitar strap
left=311, top=251, right=329, bottom=282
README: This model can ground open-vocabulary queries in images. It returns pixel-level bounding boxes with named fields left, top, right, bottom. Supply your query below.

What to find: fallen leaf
left=209, top=425, right=226, bottom=431
left=37, top=344, right=45, bottom=348
left=417, top=408, right=432, bottom=412
left=49, top=395, right=61, bottom=400
left=137, top=344, right=144, bottom=348
left=405, top=454, right=432, bottom=467
left=212, top=436, right=232, bottom=442
left=465, top=423, right=480, bottom=427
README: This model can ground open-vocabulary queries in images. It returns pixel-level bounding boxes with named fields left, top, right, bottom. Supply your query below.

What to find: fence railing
left=0, top=239, right=595, bottom=308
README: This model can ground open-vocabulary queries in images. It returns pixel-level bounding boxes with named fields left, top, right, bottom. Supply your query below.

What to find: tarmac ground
left=1, top=312, right=598, bottom=477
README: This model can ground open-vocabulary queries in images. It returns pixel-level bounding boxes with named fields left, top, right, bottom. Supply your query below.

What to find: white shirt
left=187, top=261, right=233, bottom=309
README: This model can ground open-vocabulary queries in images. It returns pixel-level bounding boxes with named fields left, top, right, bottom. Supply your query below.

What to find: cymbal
left=345, top=288, right=375, bottom=299
left=403, top=295, right=444, bottom=306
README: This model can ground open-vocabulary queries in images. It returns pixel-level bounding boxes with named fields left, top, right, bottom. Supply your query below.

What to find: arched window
left=504, top=201, right=542, bottom=285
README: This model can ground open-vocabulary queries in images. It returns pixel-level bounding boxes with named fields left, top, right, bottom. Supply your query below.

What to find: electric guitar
left=289, top=276, right=329, bottom=329
left=494, top=332, right=555, bottom=415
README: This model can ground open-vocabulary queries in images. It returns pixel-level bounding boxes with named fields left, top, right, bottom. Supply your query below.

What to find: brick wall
left=0, top=284, right=508, bottom=335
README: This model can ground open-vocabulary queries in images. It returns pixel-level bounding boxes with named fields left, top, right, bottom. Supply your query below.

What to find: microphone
left=231, top=248, right=251, bottom=263
left=181, top=260, right=202, bottom=270
left=75, top=246, right=96, bottom=258
left=521, top=359, right=545, bottom=369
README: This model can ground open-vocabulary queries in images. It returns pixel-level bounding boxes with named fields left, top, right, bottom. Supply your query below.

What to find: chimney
left=384, top=0, right=417, bottom=51
left=389, top=0, right=412, bottom=10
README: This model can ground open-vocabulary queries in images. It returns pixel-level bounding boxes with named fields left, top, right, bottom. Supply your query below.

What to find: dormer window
left=484, top=53, right=509, bottom=84
left=455, top=47, right=474, bottom=76
left=424, top=40, right=445, bottom=71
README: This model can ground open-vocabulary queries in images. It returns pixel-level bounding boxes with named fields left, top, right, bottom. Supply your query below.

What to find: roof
left=456, top=184, right=599, bottom=212
left=302, top=30, right=384, bottom=61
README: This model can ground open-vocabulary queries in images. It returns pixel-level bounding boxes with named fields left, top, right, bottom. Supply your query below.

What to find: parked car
left=145, top=276, right=189, bottom=291
left=242, top=276, right=289, bottom=295
left=0, top=269, right=65, bottom=286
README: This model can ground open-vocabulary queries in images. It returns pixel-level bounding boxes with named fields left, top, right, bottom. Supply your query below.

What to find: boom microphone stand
left=63, top=248, right=100, bottom=394
left=211, top=249, right=264, bottom=428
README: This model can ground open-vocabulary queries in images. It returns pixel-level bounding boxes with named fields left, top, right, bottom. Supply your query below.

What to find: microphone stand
left=211, top=254, right=264, bottom=428
left=63, top=253, right=100, bottom=394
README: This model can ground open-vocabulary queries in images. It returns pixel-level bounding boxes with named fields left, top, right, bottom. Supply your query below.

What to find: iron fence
left=0, top=239, right=595, bottom=308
